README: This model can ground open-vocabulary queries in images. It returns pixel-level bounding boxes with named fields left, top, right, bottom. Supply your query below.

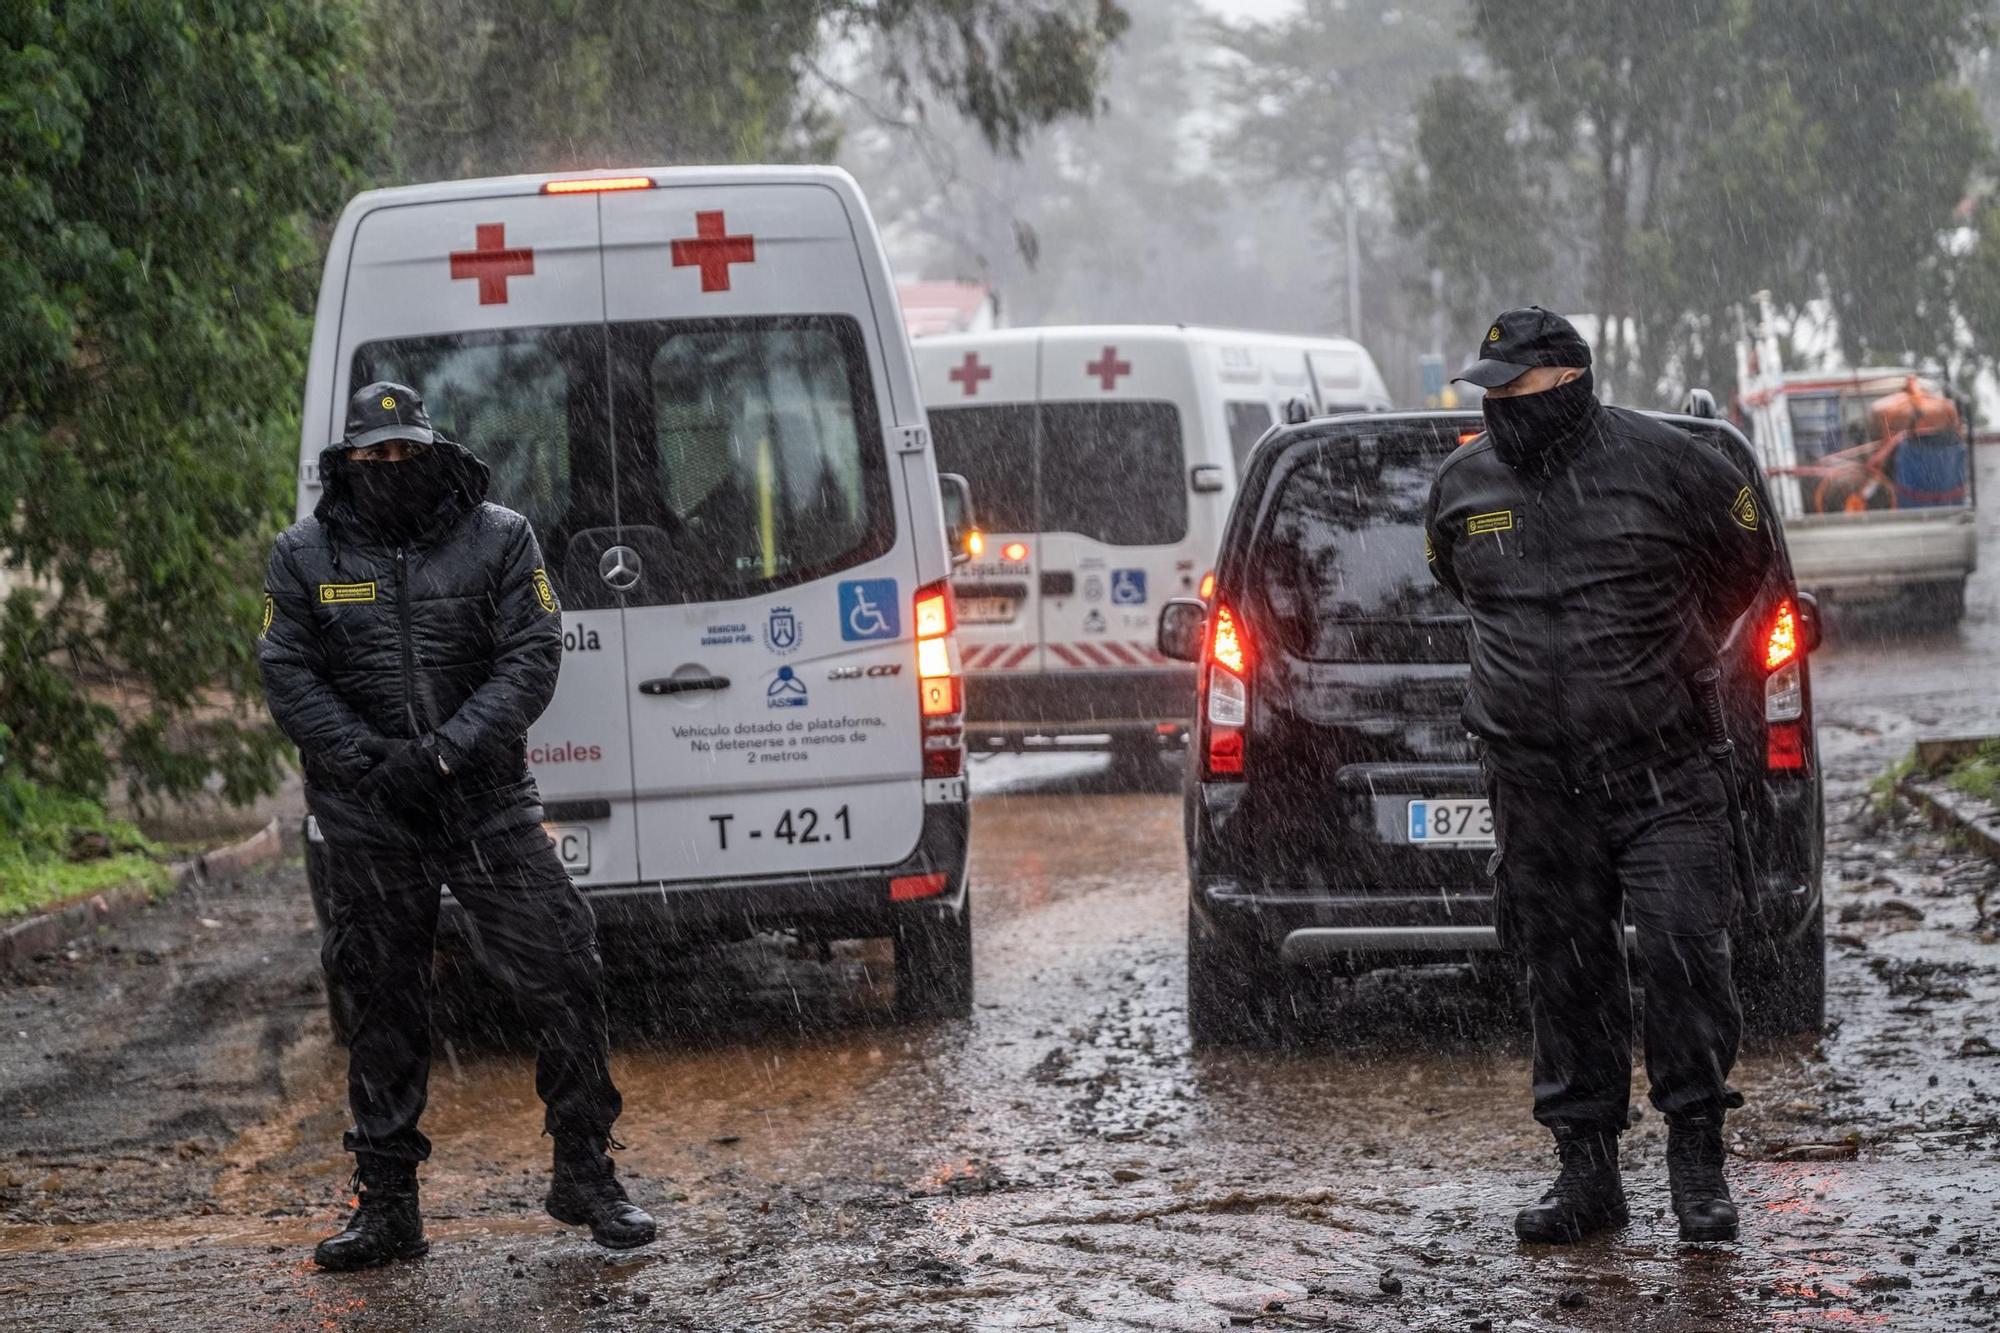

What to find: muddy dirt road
left=6, top=488, right=2000, bottom=1330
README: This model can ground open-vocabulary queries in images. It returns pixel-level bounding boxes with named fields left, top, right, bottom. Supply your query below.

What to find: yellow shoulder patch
left=1467, top=510, right=1514, bottom=536
left=531, top=567, right=559, bottom=614
left=1731, top=486, right=1760, bottom=531
left=260, top=594, right=274, bottom=637
left=1424, top=531, right=1436, bottom=563
left=318, top=581, right=377, bottom=604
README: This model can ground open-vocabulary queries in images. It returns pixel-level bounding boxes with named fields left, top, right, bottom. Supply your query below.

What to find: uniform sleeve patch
left=1467, top=510, right=1514, bottom=536
left=260, top=594, right=274, bottom=637
left=531, top=567, right=559, bottom=614
left=1731, top=486, right=1760, bottom=531
left=1424, top=532, right=1436, bottom=563
left=318, top=581, right=377, bottom=604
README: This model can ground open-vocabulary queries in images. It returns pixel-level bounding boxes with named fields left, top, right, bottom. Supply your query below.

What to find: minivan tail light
left=1201, top=600, right=1250, bottom=780
left=915, top=579, right=963, bottom=776
left=1767, top=720, right=1807, bottom=770
left=1765, top=600, right=1798, bottom=671
left=541, top=175, right=656, bottom=194
left=1761, top=598, right=1807, bottom=775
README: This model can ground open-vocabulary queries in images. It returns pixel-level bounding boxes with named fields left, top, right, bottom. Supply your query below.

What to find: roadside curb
left=0, top=816, right=285, bottom=974
left=1897, top=776, right=2000, bottom=864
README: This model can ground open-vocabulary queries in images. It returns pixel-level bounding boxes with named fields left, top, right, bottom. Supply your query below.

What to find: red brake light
left=1765, top=600, right=1798, bottom=671
left=1001, top=541, right=1029, bottom=563
left=541, top=175, right=655, bottom=194
left=1767, top=720, right=1807, bottom=770
left=915, top=586, right=954, bottom=641
left=1210, top=603, right=1248, bottom=676
left=1458, top=431, right=1483, bottom=445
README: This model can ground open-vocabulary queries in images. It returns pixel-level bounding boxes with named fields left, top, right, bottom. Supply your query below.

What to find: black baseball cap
left=1454, top=306, right=1593, bottom=389
left=343, top=381, right=436, bottom=450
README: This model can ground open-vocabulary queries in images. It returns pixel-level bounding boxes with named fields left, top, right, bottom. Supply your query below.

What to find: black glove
left=356, top=737, right=451, bottom=807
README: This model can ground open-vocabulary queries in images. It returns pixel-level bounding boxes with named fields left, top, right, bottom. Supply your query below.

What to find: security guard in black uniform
left=260, top=383, right=655, bottom=1269
left=1424, top=310, right=1773, bottom=1244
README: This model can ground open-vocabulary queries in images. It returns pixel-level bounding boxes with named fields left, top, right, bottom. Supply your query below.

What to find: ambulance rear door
left=599, top=181, right=926, bottom=884
left=333, top=187, right=639, bottom=887
left=1034, top=337, right=1198, bottom=675
left=921, top=338, right=1045, bottom=677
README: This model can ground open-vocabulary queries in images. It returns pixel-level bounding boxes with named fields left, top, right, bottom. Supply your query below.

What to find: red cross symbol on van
left=947, top=352, right=993, bottom=397
left=450, top=224, right=534, bottom=305
left=671, top=211, right=756, bottom=292
left=1088, top=346, right=1132, bottom=391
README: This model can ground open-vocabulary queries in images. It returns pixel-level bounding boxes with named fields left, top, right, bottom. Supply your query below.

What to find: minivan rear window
left=1257, top=431, right=1468, bottom=663
left=929, top=400, right=1188, bottom=546
left=351, top=315, right=893, bottom=607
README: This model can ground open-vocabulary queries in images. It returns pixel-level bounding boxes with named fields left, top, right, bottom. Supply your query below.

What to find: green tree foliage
left=0, top=1, right=383, bottom=806
left=363, top=0, right=1128, bottom=181
left=1397, top=0, right=1993, bottom=399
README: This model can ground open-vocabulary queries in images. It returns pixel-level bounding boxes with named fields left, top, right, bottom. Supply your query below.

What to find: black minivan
left=1157, top=410, right=1827, bottom=1045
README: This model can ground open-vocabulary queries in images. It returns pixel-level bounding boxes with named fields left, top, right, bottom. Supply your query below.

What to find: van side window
left=1226, top=401, right=1274, bottom=472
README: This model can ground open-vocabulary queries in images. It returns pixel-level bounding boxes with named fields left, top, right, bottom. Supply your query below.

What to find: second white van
left=913, top=325, right=1390, bottom=759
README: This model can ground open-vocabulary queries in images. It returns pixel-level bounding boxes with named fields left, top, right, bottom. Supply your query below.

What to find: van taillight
left=1761, top=599, right=1806, bottom=774
left=1202, top=601, right=1250, bottom=779
left=916, top=580, right=963, bottom=777
left=541, top=175, right=656, bottom=194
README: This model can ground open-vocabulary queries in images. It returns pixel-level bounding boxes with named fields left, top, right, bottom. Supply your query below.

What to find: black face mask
left=1482, top=369, right=1596, bottom=471
left=344, top=448, right=455, bottom=542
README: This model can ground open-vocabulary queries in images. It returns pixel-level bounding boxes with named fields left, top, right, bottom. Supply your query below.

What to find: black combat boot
left=313, top=1156, right=428, bottom=1271
left=1666, top=1113, right=1739, bottom=1242
left=546, top=1137, right=657, bottom=1249
left=1514, top=1127, right=1628, bottom=1244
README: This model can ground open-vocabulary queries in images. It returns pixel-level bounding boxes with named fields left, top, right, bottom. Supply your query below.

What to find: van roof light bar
left=541, top=176, right=656, bottom=195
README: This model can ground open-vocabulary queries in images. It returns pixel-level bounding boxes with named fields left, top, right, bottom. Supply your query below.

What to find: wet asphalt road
left=6, top=470, right=2000, bottom=1330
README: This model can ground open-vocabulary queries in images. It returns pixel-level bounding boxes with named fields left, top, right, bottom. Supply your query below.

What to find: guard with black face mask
left=259, top=381, right=654, bottom=1270
left=1423, top=309, right=1774, bottom=1247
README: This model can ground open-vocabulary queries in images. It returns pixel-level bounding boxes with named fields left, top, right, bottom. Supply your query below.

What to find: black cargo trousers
left=321, top=818, right=622, bottom=1162
left=1489, top=749, right=1742, bottom=1133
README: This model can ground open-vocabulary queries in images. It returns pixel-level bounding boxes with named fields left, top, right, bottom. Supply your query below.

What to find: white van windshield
left=930, top=400, right=1187, bottom=546
left=351, top=315, right=894, bottom=607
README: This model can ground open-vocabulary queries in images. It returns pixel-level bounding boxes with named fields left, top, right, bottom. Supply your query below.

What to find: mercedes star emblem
left=599, top=545, right=642, bottom=591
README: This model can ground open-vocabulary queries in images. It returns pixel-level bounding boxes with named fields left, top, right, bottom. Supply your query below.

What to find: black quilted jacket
left=258, top=440, right=562, bottom=846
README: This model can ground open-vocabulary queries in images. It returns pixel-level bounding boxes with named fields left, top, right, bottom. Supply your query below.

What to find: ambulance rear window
left=350, top=314, right=892, bottom=607
left=1039, top=402, right=1186, bottom=546
left=929, top=405, right=1036, bottom=534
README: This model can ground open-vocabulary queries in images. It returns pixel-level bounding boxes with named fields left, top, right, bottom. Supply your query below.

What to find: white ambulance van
left=913, top=326, right=1390, bottom=757
left=298, top=167, right=974, bottom=1018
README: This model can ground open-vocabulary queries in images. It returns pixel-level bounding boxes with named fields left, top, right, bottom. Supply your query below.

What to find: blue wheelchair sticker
left=838, top=579, right=900, bottom=641
left=1109, top=568, right=1148, bottom=605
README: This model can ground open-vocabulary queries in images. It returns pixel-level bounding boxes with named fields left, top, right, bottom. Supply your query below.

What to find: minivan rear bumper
left=964, top=666, right=1194, bottom=747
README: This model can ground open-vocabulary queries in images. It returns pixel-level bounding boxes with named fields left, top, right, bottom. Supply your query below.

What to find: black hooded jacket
left=258, top=439, right=563, bottom=846
left=1424, top=400, right=1774, bottom=788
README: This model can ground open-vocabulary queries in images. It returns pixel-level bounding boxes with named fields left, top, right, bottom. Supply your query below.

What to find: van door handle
left=638, top=675, right=731, bottom=696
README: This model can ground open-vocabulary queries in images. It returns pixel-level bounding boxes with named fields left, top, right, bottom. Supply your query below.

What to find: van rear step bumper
left=1278, top=923, right=1638, bottom=962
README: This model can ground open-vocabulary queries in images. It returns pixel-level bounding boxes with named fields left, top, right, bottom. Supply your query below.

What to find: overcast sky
left=1199, top=0, right=1300, bottom=21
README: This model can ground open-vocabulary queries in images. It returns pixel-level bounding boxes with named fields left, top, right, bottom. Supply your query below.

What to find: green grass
left=1870, top=749, right=1918, bottom=814
left=1944, top=742, right=2000, bottom=806
left=0, top=776, right=171, bottom=919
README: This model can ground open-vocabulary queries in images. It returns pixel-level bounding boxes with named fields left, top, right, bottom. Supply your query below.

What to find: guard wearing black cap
left=1424, top=310, right=1773, bottom=1244
left=259, top=382, right=654, bottom=1269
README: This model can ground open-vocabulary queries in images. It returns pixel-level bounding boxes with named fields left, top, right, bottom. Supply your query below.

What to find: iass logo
left=767, top=665, right=809, bottom=708
left=764, top=605, right=801, bottom=655
left=563, top=626, right=602, bottom=652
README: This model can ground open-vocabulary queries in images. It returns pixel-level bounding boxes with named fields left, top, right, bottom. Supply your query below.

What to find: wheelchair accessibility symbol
left=1109, top=568, right=1148, bottom=606
left=838, top=578, right=900, bottom=642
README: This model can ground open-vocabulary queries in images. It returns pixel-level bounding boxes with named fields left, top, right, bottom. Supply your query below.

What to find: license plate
left=1406, top=799, right=1493, bottom=847
left=958, top=597, right=1018, bottom=624
left=709, top=804, right=854, bottom=851
left=545, top=825, right=591, bottom=874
